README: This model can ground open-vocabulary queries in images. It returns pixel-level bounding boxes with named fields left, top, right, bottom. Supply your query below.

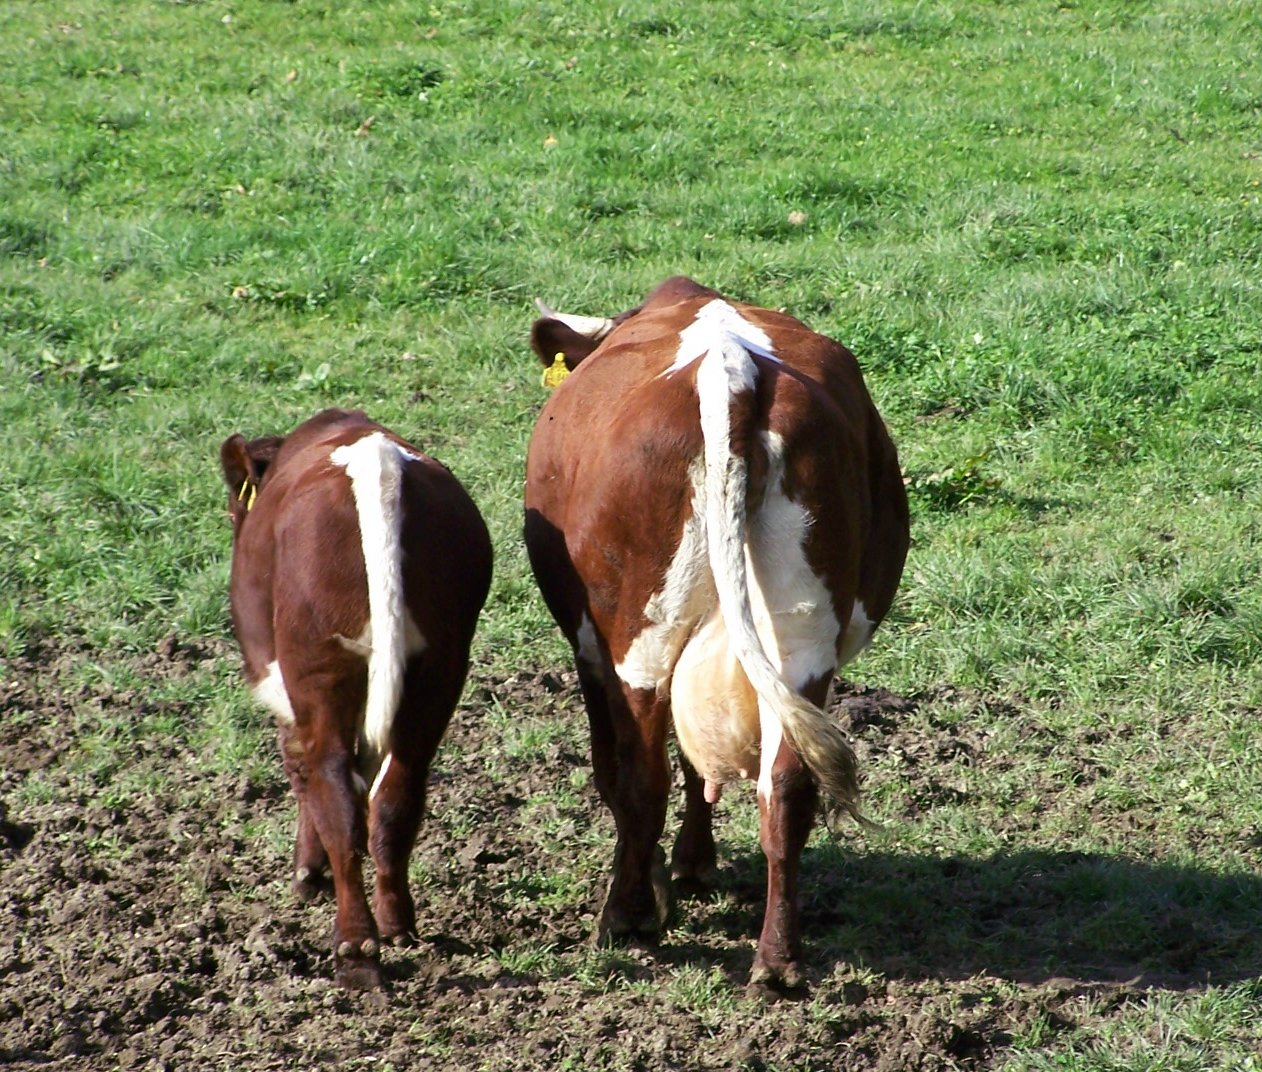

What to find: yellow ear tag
left=541, top=352, right=570, bottom=389
left=237, top=479, right=258, bottom=511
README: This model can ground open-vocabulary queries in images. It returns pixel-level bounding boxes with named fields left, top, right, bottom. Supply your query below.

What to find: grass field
left=2, top=1, right=1261, bottom=1068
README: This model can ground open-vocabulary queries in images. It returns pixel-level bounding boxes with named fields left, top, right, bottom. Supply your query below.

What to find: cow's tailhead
left=529, top=300, right=616, bottom=381
left=219, top=433, right=284, bottom=529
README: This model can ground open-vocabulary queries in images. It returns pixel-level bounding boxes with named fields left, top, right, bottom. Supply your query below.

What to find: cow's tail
left=331, top=432, right=409, bottom=793
left=695, top=339, right=863, bottom=822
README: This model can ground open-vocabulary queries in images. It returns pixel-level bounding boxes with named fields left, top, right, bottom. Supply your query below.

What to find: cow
left=219, top=408, right=492, bottom=989
left=523, top=277, right=908, bottom=989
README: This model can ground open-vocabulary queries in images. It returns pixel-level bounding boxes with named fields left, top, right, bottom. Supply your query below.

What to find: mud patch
left=1, top=643, right=1258, bottom=1070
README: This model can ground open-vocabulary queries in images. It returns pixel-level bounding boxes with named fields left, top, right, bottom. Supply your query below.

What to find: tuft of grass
left=1004, top=980, right=1262, bottom=1071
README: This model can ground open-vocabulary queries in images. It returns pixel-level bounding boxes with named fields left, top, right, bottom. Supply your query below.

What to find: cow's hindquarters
left=687, top=344, right=860, bottom=987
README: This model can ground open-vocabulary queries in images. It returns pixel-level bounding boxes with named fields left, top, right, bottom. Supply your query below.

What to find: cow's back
left=231, top=411, right=491, bottom=675
left=525, top=296, right=903, bottom=646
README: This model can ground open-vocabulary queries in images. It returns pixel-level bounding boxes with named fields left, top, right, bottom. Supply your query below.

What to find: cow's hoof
left=373, top=891, right=417, bottom=945
left=378, top=929, right=417, bottom=949
left=670, top=863, right=718, bottom=901
left=670, top=829, right=717, bottom=898
left=334, top=938, right=382, bottom=990
left=749, top=956, right=806, bottom=996
left=596, top=905, right=663, bottom=947
left=293, top=866, right=334, bottom=903
left=596, top=853, right=671, bottom=945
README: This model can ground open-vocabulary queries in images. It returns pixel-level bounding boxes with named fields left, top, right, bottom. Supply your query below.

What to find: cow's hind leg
left=291, top=690, right=381, bottom=990
left=278, top=722, right=333, bottom=902
left=367, top=752, right=423, bottom=945
left=749, top=672, right=829, bottom=992
left=575, top=659, right=617, bottom=811
left=553, top=599, right=671, bottom=943
left=596, top=684, right=672, bottom=945
left=750, top=742, right=816, bottom=991
left=368, top=653, right=464, bottom=946
left=671, top=754, right=717, bottom=897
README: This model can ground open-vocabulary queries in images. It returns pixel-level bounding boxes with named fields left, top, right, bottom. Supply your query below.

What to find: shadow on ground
left=677, top=843, right=1261, bottom=990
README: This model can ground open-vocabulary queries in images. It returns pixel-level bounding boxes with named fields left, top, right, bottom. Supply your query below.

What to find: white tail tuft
left=695, top=339, right=863, bottom=820
left=330, top=433, right=411, bottom=786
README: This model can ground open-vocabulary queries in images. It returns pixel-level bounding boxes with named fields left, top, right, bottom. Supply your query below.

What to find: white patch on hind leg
left=369, top=753, right=392, bottom=801
left=745, top=431, right=841, bottom=687
left=839, top=600, right=874, bottom=666
left=615, top=458, right=712, bottom=691
left=252, top=660, right=294, bottom=724
left=743, top=430, right=845, bottom=812
left=756, top=699, right=785, bottom=807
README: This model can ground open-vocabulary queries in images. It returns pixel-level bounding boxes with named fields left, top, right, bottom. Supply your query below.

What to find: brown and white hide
left=523, top=278, right=908, bottom=989
left=220, top=408, right=492, bottom=989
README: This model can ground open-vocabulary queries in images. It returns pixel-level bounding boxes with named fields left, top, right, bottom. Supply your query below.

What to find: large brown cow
left=524, top=277, right=908, bottom=989
left=220, top=408, right=492, bottom=988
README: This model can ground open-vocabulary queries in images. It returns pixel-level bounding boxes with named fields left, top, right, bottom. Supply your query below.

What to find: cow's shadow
left=657, top=843, right=1262, bottom=989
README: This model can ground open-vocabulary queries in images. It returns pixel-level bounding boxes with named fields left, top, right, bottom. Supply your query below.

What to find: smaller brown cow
left=220, top=408, right=492, bottom=988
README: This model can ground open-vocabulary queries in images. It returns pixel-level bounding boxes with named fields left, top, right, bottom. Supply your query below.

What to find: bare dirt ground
left=2, top=638, right=1257, bottom=1071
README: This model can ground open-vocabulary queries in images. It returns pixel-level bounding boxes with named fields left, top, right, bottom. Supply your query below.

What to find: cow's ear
left=530, top=318, right=603, bottom=373
left=219, top=434, right=282, bottom=523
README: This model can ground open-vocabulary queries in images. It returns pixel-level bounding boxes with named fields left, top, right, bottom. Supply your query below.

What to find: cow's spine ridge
left=332, top=432, right=408, bottom=784
left=695, top=340, right=863, bottom=821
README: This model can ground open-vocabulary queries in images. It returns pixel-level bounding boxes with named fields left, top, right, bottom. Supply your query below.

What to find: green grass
left=1005, top=980, right=1262, bottom=1071
left=3, top=0, right=1262, bottom=1066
